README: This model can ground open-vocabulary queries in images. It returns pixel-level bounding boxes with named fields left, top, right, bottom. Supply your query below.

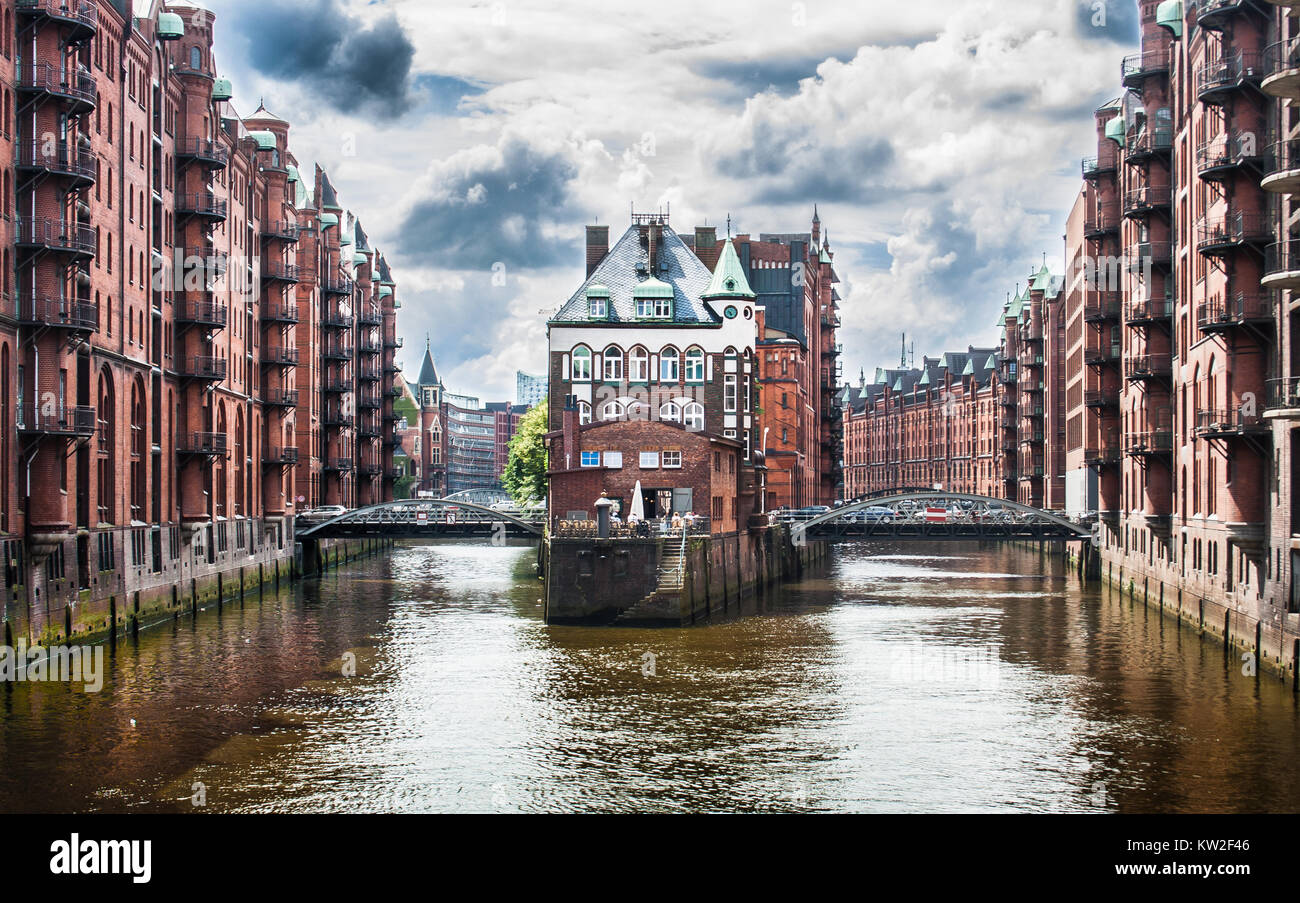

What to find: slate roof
left=550, top=224, right=721, bottom=324
left=417, top=345, right=440, bottom=386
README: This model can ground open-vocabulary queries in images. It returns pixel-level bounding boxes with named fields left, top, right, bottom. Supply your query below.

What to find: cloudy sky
left=208, top=0, right=1139, bottom=400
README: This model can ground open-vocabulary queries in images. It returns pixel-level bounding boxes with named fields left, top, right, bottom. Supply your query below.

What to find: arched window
left=683, top=402, right=704, bottom=431
left=234, top=408, right=246, bottom=517
left=578, top=401, right=592, bottom=425
left=602, top=345, right=623, bottom=381
left=660, top=401, right=681, bottom=423
left=190, top=46, right=202, bottom=71
left=629, top=346, right=648, bottom=382
left=571, top=346, right=592, bottom=381
left=601, top=400, right=624, bottom=421
left=97, top=369, right=115, bottom=524
left=130, top=379, right=145, bottom=521
left=215, top=404, right=228, bottom=519
left=684, top=347, right=705, bottom=382
left=660, top=347, right=679, bottom=382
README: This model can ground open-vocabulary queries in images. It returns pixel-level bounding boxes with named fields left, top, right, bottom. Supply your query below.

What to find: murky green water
left=1, top=541, right=1297, bottom=813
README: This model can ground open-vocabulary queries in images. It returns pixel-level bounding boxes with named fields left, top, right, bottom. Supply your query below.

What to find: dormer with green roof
left=633, top=277, right=674, bottom=318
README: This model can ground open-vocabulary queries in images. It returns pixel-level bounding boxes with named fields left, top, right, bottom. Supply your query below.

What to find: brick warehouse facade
left=0, top=0, right=400, bottom=644
left=844, top=0, right=1300, bottom=675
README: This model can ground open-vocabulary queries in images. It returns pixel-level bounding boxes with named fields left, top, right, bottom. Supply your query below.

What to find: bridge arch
left=296, top=498, right=543, bottom=539
left=795, top=492, right=1092, bottom=539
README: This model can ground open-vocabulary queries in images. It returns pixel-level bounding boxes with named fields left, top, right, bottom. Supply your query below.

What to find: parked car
left=858, top=506, right=897, bottom=524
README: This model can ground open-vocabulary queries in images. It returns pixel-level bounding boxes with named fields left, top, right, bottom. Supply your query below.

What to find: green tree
left=502, top=403, right=548, bottom=506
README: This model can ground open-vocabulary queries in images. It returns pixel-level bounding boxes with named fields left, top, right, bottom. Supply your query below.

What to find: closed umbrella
left=630, top=480, right=645, bottom=521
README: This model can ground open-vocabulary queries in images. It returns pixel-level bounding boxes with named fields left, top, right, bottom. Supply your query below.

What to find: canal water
left=2, top=541, right=1298, bottom=813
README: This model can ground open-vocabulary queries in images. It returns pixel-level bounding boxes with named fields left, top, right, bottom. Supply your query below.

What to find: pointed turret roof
left=248, top=98, right=287, bottom=123
left=418, top=339, right=440, bottom=387
left=701, top=238, right=756, bottom=300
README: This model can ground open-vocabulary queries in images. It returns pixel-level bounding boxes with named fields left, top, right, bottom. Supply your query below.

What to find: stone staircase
left=614, top=542, right=686, bottom=624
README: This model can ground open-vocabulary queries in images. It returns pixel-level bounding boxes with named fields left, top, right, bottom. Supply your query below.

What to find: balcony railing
left=1134, top=240, right=1173, bottom=270
left=323, top=378, right=350, bottom=394
left=177, top=192, right=228, bottom=220
left=261, top=261, right=301, bottom=283
left=1085, top=445, right=1123, bottom=467
left=1196, top=51, right=1266, bottom=105
left=1194, top=408, right=1268, bottom=437
left=359, top=337, right=383, bottom=354
left=17, top=0, right=99, bottom=34
left=1197, top=294, right=1273, bottom=333
left=1266, top=377, right=1300, bottom=414
left=175, top=137, right=229, bottom=169
left=1124, top=430, right=1175, bottom=456
left=18, top=295, right=97, bottom=332
left=1083, top=210, right=1120, bottom=240
left=358, top=366, right=382, bottom=382
left=1082, top=153, right=1118, bottom=180
left=384, top=336, right=404, bottom=349
left=357, top=309, right=382, bottom=327
left=262, top=221, right=299, bottom=242
left=181, top=356, right=227, bottom=381
left=1125, top=297, right=1173, bottom=325
left=1126, top=354, right=1172, bottom=381
left=1197, top=131, right=1267, bottom=181
left=261, top=346, right=299, bottom=366
left=176, top=300, right=228, bottom=329
left=323, top=458, right=354, bottom=472
left=179, top=247, right=228, bottom=276
left=322, top=312, right=354, bottom=330
left=322, top=274, right=354, bottom=296
left=323, top=412, right=355, bottom=428
left=1127, top=126, right=1173, bottom=162
left=178, top=432, right=228, bottom=456
left=1264, top=39, right=1300, bottom=101
left=1264, top=137, right=1300, bottom=193
left=16, top=404, right=95, bottom=437
left=261, top=302, right=299, bottom=323
left=16, top=62, right=96, bottom=109
left=1083, top=296, right=1121, bottom=322
left=263, top=447, right=299, bottom=465
left=16, top=140, right=96, bottom=183
left=1195, top=212, right=1271, bottom=257
left=357, top=393, right=382, bottom=409
left=1122, top=50, right=1170, bottom=89
left=262, top=389, right=299, bottom=408
left=16, top=216, right=96, bottom=256
left=324, top=344, right=354, bottom=361
left=1085, top=344, right=1122, bottom=366
left=1122, top=185, right=1171, bottom=218
left=1198, top=0, right=1254, bottom=30
left=1263, top=241, right=1300, bottom=289
left=1084, top=390, right=1117, bottom=408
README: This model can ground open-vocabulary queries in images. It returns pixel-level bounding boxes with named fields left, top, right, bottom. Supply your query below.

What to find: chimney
left=694, top=226, right=716, bottom=251
left=585, top=225, right=609, bottom=277
left=647, top=223, right=660, bottom=273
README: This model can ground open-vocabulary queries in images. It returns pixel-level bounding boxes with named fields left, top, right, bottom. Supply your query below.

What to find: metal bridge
left=439, top=488, right=513, bottom=507
left=296, top=498, right=544, bottom=541
left=789, top=492, right=1094, bottom=542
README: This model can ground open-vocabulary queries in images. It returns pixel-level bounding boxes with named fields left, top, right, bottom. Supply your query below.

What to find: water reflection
left=0, top=540, right=1297, bottom=813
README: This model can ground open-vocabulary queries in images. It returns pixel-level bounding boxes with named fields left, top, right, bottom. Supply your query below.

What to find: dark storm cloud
left=227, top=0, right=419, bottom=118
left=715, top=130, right=897, bottom=205
left=395, top=135, right=586, bottom=270
left=1073, top=0, right=1140, bottom=44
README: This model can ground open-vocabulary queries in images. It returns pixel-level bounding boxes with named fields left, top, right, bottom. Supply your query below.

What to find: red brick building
left=0, top=0, right=399, bottom=643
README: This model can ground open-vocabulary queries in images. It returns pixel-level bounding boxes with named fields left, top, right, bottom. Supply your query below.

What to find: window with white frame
left=683, top=402, right=704, bottom=431
left=572, top=346, right=592, bottom=381
left=639, top=451, right=659, bottom=469
left=629, top=347, right=648, bottom=381
left=589, top=297, right=606, bottom=318
left=685, top=347, right=704, bottom=382
left=653, top=297, right=671, bottom=318
left=660, top=347, right=679, bottom=382
left=604, top=451, right=623, bottom=468
left=660, top=401, right=681, bottom=423
left=578, top=401, right=592, bottom=424
left=662, top=450, right=682, bottom=468
left=601, top=400, right=624, bottom=420
left=603, top=346, right=623, bottom=381
left=724, top=374, right=737, bottom=412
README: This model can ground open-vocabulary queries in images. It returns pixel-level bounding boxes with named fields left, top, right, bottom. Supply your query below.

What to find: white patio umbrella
left=630, top=480, right=645, bottom=520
